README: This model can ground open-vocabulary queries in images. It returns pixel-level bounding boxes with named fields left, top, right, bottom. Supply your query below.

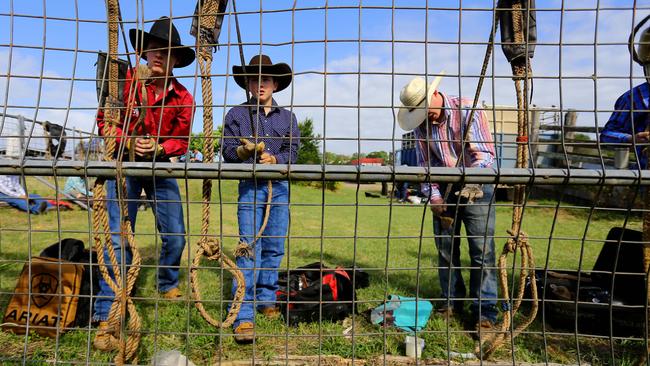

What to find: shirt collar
left=247, top=98, right=278, bottom=115
left=146, top=76, right=178, bottom=102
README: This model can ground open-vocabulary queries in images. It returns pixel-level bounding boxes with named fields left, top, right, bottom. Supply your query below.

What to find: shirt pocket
left=271, top=121, right=290, bottom=138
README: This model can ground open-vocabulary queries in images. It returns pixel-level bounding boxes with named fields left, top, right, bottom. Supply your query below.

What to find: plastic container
left=405, top=336, right=425, bottom=358
left=151, top=350, right=196, bottom=366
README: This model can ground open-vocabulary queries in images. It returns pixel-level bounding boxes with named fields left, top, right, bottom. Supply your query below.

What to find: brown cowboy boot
left=233, top=322, right=255, bottom=344
left=259, top=306, right=281, bottom=320
left=161, top=287, right=182, bottom=299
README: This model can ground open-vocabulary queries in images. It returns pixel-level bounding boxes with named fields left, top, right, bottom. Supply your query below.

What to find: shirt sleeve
left=275, top=112, right=301, bottom=164
left=222, top=109, right=242, bottom=163
left=160, top=92, right=193, bottom=157
left=0, top=175, right=26, bottom=197
left=466, top=109, right=496, bottom=168
left=414, top=127, right=441, bottom=201
left=600, top=92, right=635, bottom=144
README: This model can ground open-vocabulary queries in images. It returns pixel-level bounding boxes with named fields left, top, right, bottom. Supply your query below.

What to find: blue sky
left=1, top=1, right=649, bottom=154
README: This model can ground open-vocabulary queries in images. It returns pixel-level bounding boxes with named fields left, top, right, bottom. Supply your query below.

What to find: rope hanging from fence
left=478, top=1, right=538, bottom=358
left=188, top=0, right=246, bottom=329
left=91, top=0, right=142, bottom=363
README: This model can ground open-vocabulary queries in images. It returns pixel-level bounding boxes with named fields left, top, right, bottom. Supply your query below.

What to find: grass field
left=0, top=177, right=646, bottom=365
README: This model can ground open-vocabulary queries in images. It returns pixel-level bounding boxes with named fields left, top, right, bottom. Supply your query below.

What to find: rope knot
left=135, top=64, right=151, bottom=82
left=506, top=229, right=529, bottom=252
left=198, top=237, right=221, bottom=259
left=234, top=241, right=254, bottom=258
left=511, top=62, right=531, bottom=81
left=104, top=95, right=124, bottom=111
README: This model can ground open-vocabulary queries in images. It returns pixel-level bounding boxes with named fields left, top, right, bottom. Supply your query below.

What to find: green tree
left=189, top=125, right=223, bottom=155
left=350, top=152, right=366, bottom=161
left=324, top=151, right=350, bottom=165
left=297, top=117, right=321, bottom=164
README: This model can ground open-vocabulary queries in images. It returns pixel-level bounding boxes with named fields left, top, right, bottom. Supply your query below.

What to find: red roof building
left=350, top=158, right=384, bottom=166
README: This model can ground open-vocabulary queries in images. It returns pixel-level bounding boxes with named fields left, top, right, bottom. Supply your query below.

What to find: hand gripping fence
left=188, top=0, right=246, bottom=329
left=91, top=0, right=142, bottom=364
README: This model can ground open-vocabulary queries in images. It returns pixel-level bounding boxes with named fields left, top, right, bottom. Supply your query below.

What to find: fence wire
left=1, top=1, right=650, bottom=365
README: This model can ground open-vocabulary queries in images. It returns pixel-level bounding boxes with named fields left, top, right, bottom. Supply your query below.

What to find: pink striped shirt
left=414, top=93, right=495, bottom=201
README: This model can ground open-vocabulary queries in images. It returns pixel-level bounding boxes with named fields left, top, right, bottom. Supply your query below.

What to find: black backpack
left=276, top=262, right=369, bottom=325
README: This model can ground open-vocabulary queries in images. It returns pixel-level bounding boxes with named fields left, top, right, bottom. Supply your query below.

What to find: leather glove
left=429, top=196, right=447, bottom=217
left=236, top=138, right=265, bottom=161
left=455, top=184, right=484, bottom=203
left=260, top=152, right=277, bottom=164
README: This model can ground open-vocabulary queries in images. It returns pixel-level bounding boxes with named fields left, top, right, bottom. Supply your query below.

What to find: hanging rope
left=91, top=0, right=142, bottom=363
left=188, top=0, right=246, bottom=328
left=477, top=1, right=538, bottom=358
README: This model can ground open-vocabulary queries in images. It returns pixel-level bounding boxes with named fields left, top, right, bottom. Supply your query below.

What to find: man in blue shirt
left=601, top=27, right=650, bottom=168
left=0, top=175, right=48, bottom=214
left=222, top=54, right=300, bottom=343
left=600, top=82, right=650, bottom=168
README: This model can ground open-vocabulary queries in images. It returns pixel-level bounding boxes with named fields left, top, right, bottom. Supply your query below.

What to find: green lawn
left=0, top=177, right=645, bottom=365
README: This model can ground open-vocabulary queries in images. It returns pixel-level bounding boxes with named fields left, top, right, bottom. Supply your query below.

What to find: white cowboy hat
left=397, top=73, right=444, bottom=131
left=639, top=28, right=650, bottom=84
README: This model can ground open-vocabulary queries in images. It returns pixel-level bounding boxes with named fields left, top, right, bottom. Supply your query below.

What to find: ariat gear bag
left=2, top=239, right=97, bottom=337
left=2, top=257, right=83, bottom=337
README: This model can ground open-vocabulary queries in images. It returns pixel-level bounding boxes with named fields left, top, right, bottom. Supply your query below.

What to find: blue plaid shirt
left=600, top=82, right=650, bottom=168
left=222, top=99, right=300, bottom=164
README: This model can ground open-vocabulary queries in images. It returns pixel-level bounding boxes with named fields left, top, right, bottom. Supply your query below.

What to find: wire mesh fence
left=1, top=1, right=650, bottom=365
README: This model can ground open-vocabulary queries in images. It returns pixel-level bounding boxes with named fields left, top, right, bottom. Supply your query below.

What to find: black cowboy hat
left=233, top=55, right=293, bottom=92
left=129, top=17, right=195, bottom=68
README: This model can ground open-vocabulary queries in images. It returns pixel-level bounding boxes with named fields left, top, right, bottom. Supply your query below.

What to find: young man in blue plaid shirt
left=222, top=54, right=300, bottom=343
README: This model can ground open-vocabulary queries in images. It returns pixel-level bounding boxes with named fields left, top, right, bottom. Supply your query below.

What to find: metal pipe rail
left=0, top=158, right=647, bottom=186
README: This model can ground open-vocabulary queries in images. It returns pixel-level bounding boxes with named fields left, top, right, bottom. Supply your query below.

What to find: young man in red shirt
left=93, top=17, right=195, bottom=351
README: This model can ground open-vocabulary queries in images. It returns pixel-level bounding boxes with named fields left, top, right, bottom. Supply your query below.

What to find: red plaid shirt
left=97, top=68, right=194, bottom=157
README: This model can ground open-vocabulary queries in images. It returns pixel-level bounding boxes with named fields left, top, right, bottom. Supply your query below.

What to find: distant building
left=350, top=158, right=384, bottom=166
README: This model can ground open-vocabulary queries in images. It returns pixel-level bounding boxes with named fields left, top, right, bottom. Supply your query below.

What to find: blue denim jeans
left=232, top=180, right=289, bottom=328
left=0, top=192, right=49, bottom=214
left=93, top=177, right=186, bottom=321
left=433, top=184, right=498, bottom=322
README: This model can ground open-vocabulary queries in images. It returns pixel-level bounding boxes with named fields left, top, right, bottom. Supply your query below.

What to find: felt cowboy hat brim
left=397, top=75, right=444, bottom=131
left=129, top=17, right=195, bottom=69
left=233, top=55, right=293, bottom=92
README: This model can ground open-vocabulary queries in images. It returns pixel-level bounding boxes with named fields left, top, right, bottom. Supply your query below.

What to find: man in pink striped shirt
left=398, top=76, right=498, bottom=332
